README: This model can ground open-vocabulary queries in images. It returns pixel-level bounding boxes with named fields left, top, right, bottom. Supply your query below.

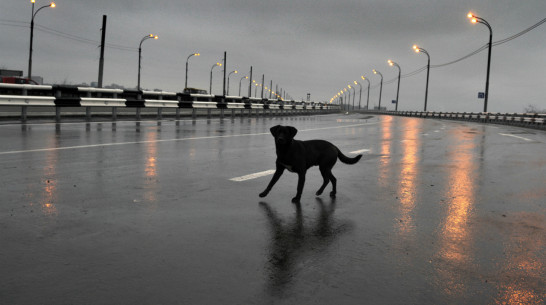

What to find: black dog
left=259, top=125, right=362, bottom=203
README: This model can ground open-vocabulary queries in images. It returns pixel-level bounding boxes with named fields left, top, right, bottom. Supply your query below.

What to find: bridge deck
left=1, top=114, right=544, bottom=304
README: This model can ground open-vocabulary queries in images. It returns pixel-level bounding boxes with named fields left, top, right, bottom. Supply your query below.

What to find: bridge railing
left=0, top=83, right=339, bottom=120
left=362, top=109, right=546, bottom=130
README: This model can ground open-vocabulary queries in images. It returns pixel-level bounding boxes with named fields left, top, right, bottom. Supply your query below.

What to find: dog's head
left=270, top=125, right=298, bottom=146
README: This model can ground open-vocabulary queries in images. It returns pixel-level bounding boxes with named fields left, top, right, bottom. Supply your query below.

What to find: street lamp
left=137, top=34, right=158, bottom=91
left=348, top=84, right=356, bottom=111
left=388, top=60, right=401, bottom=111
left=413, top=44, right=430, bottom=111
left=238, top=75, right=248, bottom=96
left=373, top=69, right=383, bottom=110
left=354, top=81, right=362, bottom=110
left=361, top=76, right=370, bottom=110
left=185, top=52, right=200, bottom=91
left=345, top=87, right=351, bottom=112
left=468, top=12, right=493, bottom=112
left=28, top=0, right=56, bottom=80
left=209, top=62, right=222, bottom=94
left=226, top=70, right=238, bottom=95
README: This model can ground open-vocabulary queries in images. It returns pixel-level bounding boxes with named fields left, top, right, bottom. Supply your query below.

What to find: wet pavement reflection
left=0, top=114, right=544, bottom=304
left=260, top=198, right=352, bottom=296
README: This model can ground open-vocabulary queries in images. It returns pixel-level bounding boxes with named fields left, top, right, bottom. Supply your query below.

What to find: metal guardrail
left=0, top=83, right=339, bottom=120
left=362, top=109, right=546, bottom=130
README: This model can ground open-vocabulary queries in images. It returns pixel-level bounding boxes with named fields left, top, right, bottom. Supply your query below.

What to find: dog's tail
left=337, top=148, right=362, bottom=165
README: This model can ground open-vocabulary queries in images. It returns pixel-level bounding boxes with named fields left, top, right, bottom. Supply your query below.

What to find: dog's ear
left=270, top=125, right=281, bottom=137
left=287, top=126, right=298, bottom=138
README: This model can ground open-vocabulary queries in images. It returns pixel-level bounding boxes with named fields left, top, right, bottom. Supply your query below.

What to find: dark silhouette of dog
left=259, top=125, right=362, bottom=203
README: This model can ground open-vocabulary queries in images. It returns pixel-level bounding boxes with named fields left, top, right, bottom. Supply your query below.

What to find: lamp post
left=209, top=62, right=222, bottom=94
left=373, top=69, right=383, bottom=110
left=468, top=12, right=493, bottom=112
left=348, top=84, right=356, bottom=111
left=354, top=81, right=362, bottom=110
left=185, top=52, right=200, bottom=91
left=238, top=75, right=248, bottom=96
left=388, top=60, right=401, bottom=111
left=137, top=34, right=158, bottom=91
left=413, top=44, right=430, bottom=111
left=346, top=87, right=351, bottom=112
left=226, top=70, right=238, bottom=95
left=28, top=0, right=56, bottom=80
left=361, top=76, right=370, bottom=110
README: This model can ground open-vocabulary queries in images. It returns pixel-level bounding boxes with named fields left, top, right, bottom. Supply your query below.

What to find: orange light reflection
left=435, top=130, right=478, bottom=296
left=396, top=119, right=421, bottom=235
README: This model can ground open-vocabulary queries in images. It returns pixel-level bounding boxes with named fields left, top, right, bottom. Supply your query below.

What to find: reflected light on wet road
left=435, top=129, right=478, bottom=296
left=495, top=212, right=545, bottom=305
left=396, top=118, right=422, bottom=236
left=143, top=131, right=159, bottom=205
left=40, top=137, right=59, bottom=217
left=378, top=116, right=393, bottom=188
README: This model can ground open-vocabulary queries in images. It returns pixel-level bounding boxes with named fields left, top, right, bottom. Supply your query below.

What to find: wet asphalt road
left=1, top=114, right=545, bottom=305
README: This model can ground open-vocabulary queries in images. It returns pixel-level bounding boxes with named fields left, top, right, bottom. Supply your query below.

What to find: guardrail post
left=21, top=106, right=28, bottom=121
left=157, top=108, right=162, bottom=120
left=136, top=107, right=141, bottom=120
left=86, top=107, right=91, bottom=120
left=176, top=108, right=180, bottom=120
left=112, top=107, right=117, bottom=120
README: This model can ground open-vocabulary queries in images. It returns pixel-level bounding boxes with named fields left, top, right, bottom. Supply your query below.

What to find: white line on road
left=349, top=149, right=370, bottom=154
left=230, top=170, right=276, bottom=182
left=499, top=133, right=533, bottom=142
left=0, top=122, right=378, bottom=155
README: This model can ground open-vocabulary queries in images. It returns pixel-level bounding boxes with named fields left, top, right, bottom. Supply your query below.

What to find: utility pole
left=261, top=74, right=264, bottom=98
left=223, top=51, right=227, bottom=96
left=98, top=15, right=107, bottom=88
left=248, top=66, right=253, bottom=97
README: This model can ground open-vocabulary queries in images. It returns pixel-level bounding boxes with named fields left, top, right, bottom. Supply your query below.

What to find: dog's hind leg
left=316, top=167, right=331, bottom=196
left=328, top=170, right=337, bottom=198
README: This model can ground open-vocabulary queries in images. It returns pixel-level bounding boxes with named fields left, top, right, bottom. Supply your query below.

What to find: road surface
left=1, top=114, right=544, bottom=304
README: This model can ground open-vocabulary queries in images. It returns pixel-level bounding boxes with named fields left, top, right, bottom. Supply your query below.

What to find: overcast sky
left=1, top=0, right=545, bottom=113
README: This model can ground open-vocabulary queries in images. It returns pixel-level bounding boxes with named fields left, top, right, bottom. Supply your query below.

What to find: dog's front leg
left=292, top=171, right=306, bottom=203
left=259, top=165, right=285, bottom=198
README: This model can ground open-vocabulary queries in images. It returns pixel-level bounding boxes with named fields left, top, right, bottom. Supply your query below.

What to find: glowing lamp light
left=50, top=2, right=56, bottom=7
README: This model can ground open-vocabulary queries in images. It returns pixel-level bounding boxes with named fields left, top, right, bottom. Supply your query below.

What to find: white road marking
left=230, top=170, right=276, bottom=182
left=349, top=149, right=370, bottom=154
left=0, top=122, right=378, bottom=155
left=499, top=133, right=533, bottom=142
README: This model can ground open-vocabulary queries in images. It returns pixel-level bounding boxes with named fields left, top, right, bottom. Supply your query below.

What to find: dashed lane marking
left=349, top=149, right=370, bottom=154
left=499, top=133, right=533, bottom=142
left=231, top=148, right=370, bottom=182
left=229, top=170, right=276, bottom=182
left=0, top=122, right=378, bottom=155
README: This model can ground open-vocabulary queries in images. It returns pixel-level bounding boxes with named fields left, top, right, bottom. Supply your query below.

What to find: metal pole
left=424, top=54, right=430, bottom=111
left=484, top=25, right=492, bottom=112
left=138, top=45, right=142, bottom=90
left=261, top=74, right=264, bottom=98
left=98, top=15, right=107, bottom=88
left=248, top=66, right=252, bottom=97
left=28, top=16, right=35, bottom=80
left=395, top=67, right=401, bottom=111
left=223, top=51, right=227, bottom=96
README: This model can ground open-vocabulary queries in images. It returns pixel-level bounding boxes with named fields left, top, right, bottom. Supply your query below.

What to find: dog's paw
left=291, top=196, right=301, bottom=203
left=329, top=191, right=336, bottom=198
left=259, top=191, right=268, bottom=198
left=315, top=190, right=323, bottom=196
